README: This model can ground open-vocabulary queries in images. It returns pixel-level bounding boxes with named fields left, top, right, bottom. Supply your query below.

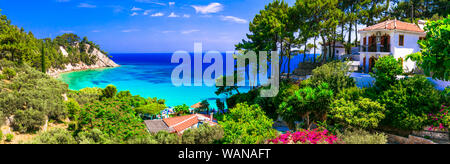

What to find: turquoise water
left=59, top=53, right=250, bottom=109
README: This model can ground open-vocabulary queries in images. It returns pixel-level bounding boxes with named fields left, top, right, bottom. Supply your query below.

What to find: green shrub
left=330, top=98, right=385, bottom=129
left=220, top=103, right=277, bottom=144
left=278, top=82, right=333, bottom=129
left=65, top=98, right=81, bottom=120
left=76, top=128, right=114, bottom=144
left=117, top=91, right=132, bottom=99
left=0, top=130, right=3, bottom=141
left=153, top=131, right=181, bottom=144
left=28, top=128, right=76, bottom=144
left=371, top=56, right=403, bottom=91
left=2, top=67, right=16, bottom=80
left=307, top=61, right=355, bottom=93
left=337, top=129, right=387, bottom=144
left=174, top=104, right=190, bottom=115
left=182, top=124, right=224, bottom=144
left=335, top=87, right=364, bottom=102
left=379, top=76, right=441, bottom=130
left=12, top=109, right=46, bottom=133
left=134, top=103, right=166, bottom=115
left=5, top=133, right=14, bottom=142
left=67, top=88, right=101, bottom=105
left=100, top=85, right=117, bottom=100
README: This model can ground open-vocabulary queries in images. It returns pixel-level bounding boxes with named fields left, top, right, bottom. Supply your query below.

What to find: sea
left=58, top=53, right=316, bottom=109
left=58, top=53, right=449, bottom=109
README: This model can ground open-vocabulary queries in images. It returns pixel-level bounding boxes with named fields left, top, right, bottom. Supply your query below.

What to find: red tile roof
left=162, top=114, right=217, bottom=133
left=359, top=19, right=424, bottom=33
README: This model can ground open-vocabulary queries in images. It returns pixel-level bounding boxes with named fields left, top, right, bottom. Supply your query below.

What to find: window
left=399, top=35, right=404, bottom=46
left=419, top=37, right=425, bottom=41
left=363, top=37, right=367, bottom=45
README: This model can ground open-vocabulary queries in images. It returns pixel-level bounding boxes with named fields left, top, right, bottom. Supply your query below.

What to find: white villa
left=359, top=19, right=426, bottom=73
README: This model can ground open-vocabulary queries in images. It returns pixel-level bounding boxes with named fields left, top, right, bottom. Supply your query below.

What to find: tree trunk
left=313, top=36, right=317, bottom=63
left=354, top=22, right=358, bottom=47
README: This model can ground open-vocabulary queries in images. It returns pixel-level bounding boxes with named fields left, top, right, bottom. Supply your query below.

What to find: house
left=321, top=41, right=347, bottom=60
left=144, top=114, right=217, bottom=134
left=359, top=19, right=426, bottom=73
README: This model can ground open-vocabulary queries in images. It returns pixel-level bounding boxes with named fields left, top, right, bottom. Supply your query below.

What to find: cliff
left=47, top=44, right=119, bottom=77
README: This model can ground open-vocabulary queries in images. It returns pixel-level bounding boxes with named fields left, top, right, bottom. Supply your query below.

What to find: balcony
left=360, top=44, right=391, bottom=53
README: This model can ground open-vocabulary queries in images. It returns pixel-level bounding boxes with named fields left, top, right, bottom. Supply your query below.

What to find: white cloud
left=109, top=5, right=124, bottom=13
left=183, top=14, right=191, bottom=18
left=192, top=3, right=223, bottom=14
left=131, top=12, right=139, bottom=16
left=135, top=0, right=166, bottom=6
left=162, top=30, right=175, bottom=34
left=169, top=2, right=175, bottom=6
left=78, top=3, right=96, bottom=8
left=181, top=30, right=200, bottom=34
left=56, top=0, right=70, bottom=2
left=143, top=10, right=152, bottom=15
left=221, top=16, right=248, bottom=24
left=151, top=12, right=164, bottom=17
left=60, top=30, right=74, bottom=33
left=91, top=30, right=101, bottom=33
left=168, top=12, right=179, bottom=18
left=131, top=6, right=143, bottom=11
left=122, top=29, right=139, bottom=33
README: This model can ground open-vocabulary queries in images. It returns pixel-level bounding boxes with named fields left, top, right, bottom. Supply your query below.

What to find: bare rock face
left=47, top=44, right=119, bottom=77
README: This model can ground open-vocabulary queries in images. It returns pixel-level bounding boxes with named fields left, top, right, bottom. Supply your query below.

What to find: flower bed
left=268, top=129, right=340, bottom=144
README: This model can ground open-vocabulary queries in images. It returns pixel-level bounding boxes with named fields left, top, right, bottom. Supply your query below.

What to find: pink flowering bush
left=268, top=129, right=340, bottom=144
left=427, top=105, right=449, bottom=131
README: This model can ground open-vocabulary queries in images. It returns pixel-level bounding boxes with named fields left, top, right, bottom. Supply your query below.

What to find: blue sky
left=0, top=0, right=297, bottom=53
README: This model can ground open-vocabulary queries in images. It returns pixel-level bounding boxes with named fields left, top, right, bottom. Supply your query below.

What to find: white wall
left=392, top=31, right=422, bottom=72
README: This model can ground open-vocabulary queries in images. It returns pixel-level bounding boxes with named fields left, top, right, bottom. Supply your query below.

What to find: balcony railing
left=360, top=44, right=391, bottom=53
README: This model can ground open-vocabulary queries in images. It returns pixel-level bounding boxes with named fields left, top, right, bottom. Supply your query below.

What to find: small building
left=144, top=114, right=217, bottom=134
left=359, top=19, right=426, bottom=73
left=321, top=41, right=347, bottom=60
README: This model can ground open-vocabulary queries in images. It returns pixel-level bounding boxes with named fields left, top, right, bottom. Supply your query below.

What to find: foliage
left=100, top=85, right=117, bottom=100
left=77, top=98, right=148, bottom=141
left=12, top=109, right=46, bottom=133
left=28, top=128, right=77, bottom=144
left=153, top=131, right=181, bottom=144
left=219, top=103, right=277, bottom=144
left=0, top=129, right=2, bottom=141
left=378, top=76, right=442, bottom=130
left=307, top=61, right=356, bottom=93
left=2, top=67, right=15, bottom=79
left=268, top=129, right=340, bottom=144
left=371, top=56, right=403, bottom=91
left=278, top=82, right=333, bottom=129
left=337, top=129, right=387, bottom=144
left=65, top=98, right=80, bottom=120
left=134, top=103, right=166, bottom=115
left=76, top=128, right=114, bottom=144
left=427, top=105, right=449, bottom=131
left=125, top=135, right=158, bottom=144
left=67, top=87, right=101, bottom=105
left=330, top=98, right=385, bottom=129
left=182, top=124, right=224, bottom=144
left=215, top=99, right=225, bottom=113
left=174, top=104, right=190, bottom=115
left=416, top=16, right=450, bottom=81
left=5, top=133, right=13, bottom=142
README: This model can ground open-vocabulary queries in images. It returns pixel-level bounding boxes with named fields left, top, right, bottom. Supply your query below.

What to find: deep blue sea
left=59, top=53, right=316, bottom=108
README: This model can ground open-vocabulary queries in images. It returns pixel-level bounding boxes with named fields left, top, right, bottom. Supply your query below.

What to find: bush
left=65, top=99, right=81, bottom=120
left=371, top=56, right=403, bottom=91
left=268, top=129, right=340, bottom=144
left=153, top=131, right=181, bottom=144
left=278, top=82, right=333, bottom=129
left=174, top=104, right=190, bottom=115
left=379, top=76, right=442, bottom=130
left=100, top=85, right=117, bottom=100
left=0, top=130, right=3, bottom=141
left=182, top=124, right=224, bottom=144
left=307, top=61, right=355, bottom=93
left=77, top=99, right=148, bottom=141
left=76, top=128, right=114, bottom=144
left=337, top=129, right=387, bottom=144
left=220, top=103, right=277, bottom=144
left=29, top=128, right=77, bottom=144
left=330, top=98, right=385, bottom=129
left=126, top=135, right=158, bottom=144
left=134, top=103, right=166, bottom=115
left=12, top=109, right=46, bottom=133
left=5, top=133, right=14, bottom=142
left=2, top=67, right=16, bottom=80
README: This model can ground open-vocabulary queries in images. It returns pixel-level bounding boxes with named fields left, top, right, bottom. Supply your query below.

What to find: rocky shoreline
left=47, top=45, right=120, bottom=78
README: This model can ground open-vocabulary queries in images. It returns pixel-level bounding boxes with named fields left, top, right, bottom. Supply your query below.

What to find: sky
left=0, top=0, right=298, bottom=53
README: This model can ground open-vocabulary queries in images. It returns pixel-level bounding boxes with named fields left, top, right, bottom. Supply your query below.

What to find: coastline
left=53, top=65, right=120, bottom=79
